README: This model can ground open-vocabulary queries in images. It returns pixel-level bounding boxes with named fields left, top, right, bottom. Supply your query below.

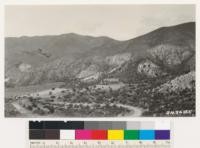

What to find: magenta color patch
left=75, top=130, right=92, bottom=140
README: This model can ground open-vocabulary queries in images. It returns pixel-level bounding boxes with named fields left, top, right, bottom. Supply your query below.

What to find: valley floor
left=5, top=81, right=143, bottom=117
left=5, top=76, right=195, bottom=117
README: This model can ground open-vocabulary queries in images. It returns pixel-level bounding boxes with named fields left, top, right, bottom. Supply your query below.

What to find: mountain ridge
left=5, top=22, right=195, bottom=86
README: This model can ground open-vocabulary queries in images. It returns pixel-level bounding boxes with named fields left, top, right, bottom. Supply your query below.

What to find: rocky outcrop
left=158, top=71, right=195, bottom=93
left=149, top=44, right=193, bottom=70
left=77, top=64, right=99, bottom=79
left=82, top=72, right=102, bottom=82
left=105, top=53, right=131, bottom=66
left=77, top=53, right=132, bottom=81
left=137, top=60, right=162, bottom=78
left=19, top=63, right=32, bottom=72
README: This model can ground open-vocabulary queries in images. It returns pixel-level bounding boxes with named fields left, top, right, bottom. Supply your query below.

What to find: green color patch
left=124, top=130, right=139, bottom=140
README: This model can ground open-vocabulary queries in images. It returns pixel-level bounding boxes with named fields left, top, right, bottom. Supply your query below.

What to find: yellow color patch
left=108, top=130, right=124, bottom=140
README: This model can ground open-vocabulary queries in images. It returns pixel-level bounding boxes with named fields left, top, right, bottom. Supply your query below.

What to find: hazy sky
left=5, top=5, right=195, bottom=40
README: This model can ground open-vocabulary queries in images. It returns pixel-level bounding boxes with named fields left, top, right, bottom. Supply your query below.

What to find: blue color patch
left=139, top=130, right=155, bottom=140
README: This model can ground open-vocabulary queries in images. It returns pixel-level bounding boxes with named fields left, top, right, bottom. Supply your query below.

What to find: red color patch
left=91, top=130, right=107, bottom=140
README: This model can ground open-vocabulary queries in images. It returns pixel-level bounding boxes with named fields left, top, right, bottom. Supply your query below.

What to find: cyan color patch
left=139, top=130, right=155, bottom=140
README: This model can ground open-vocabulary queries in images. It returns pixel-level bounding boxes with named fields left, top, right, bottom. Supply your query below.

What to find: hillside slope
left=5, top=22, right=195, bottom=86
left=5, top=33, right=116, bottom=77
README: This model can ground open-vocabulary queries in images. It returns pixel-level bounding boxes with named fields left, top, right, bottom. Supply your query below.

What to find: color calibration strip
left=29, top=121, right=171, bottom=148
left=29, top=121, right=170, bottom=140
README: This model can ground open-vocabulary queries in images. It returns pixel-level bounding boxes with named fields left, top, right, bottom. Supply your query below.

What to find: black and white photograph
left=5, top=5, right=195, bottom=117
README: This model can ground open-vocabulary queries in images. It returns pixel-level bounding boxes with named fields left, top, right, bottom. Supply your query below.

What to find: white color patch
left=155, top=121, right=171, bottom=130
left=60, top=130, right=75, bottom=140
